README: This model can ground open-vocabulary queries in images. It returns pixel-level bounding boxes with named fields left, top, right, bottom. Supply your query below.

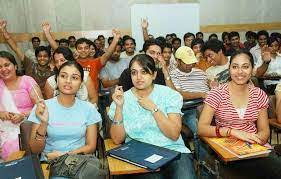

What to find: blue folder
left=107, top=139, right=181, bottom=171
left=0, top=154, right=44, bottom=179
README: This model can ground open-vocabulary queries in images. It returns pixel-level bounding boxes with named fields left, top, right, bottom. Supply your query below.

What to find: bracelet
left=215, top=125, right=222, bottom=137
left=229, top=128, right=232, bottom=136
left=112, top=119, right=123, bottom=125
left=165, top=76, right=171, bottom=81
left=226, top=128, right=231, bottom=137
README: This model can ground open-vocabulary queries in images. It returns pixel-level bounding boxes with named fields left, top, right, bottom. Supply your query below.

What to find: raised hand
left=35, top=101, right=49, bottom=123
left=261, top=45, right=271, bottom=63
left=0, top=20, right=7, bottom=32
left=141, top=18, right=148, bottom=29
left=112, top=86, right=124, bottom=107
left=137, top=96, right=156, bottom=112
left=112, top=29, right=122, bottom=40
left=42, top=22, right=51, bottom=33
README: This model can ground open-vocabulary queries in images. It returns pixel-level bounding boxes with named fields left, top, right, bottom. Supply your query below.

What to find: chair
left=19, top=121, right=33, bottom=155
left=268, top=95, right=281, bottom=144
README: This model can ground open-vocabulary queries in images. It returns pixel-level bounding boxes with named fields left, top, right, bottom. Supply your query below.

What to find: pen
left=245, top=142, right=252, bottom=149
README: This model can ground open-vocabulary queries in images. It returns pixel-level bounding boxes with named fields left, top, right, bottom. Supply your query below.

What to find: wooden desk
left=201, top=137, right=270, bottom=164
left=104, top=139, right=151, bottom=175
left=6, top=151, right=49, bottom=179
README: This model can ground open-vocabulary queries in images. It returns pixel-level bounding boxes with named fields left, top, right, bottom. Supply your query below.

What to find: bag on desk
left=49, top=153, right=106, bottom=179
left=0, top=154, right=44, bottom=179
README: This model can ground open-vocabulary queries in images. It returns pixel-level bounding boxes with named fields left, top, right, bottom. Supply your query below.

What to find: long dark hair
left=56, top=61, right=84, bottom=82
left=129, top=54, right=156, bottom=75
left=0, top=51, right=22, bottom=75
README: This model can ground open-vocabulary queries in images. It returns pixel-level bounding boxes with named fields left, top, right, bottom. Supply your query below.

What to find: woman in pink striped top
left=198, top=50, right=281, bottom=178
left=198, top=50, right=269, bottom=144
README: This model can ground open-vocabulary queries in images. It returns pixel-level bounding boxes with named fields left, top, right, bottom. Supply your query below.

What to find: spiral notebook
left=107, top=139, right=181, bottom=171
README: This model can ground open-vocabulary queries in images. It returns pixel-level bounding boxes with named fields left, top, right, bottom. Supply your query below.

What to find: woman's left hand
left=137, top=97, right=157, bottom=112
left=10, top=113, right=25, bottom=124
left=46, top=151, right=65, bottom=160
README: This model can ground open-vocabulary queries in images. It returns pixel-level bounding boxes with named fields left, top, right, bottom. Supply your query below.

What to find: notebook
left=0, top=154, right=44, bottom=179
left=107, top=139, right=181, bottom=171
left=209, top=137, right=271, bottom=159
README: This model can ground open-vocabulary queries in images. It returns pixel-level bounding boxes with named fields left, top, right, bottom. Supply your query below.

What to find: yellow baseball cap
left=175, top=46, right=198, bottom=64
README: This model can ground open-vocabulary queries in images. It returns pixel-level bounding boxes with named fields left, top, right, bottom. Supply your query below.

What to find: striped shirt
left=170, top=68, right=209, bottom=93
left=205, top=83, right=268, bottom=133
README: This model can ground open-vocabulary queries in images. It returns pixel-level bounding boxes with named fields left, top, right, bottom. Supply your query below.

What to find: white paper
left=144, top=154, right=163, bottom=163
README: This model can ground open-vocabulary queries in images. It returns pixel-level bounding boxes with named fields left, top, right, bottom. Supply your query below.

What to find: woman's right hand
left=112, top=86, right=124, bottom=107
left=231, top=129, right=263, bottom=144
left=35, top=101, right=49, bottom=123
left=0, top=111, right=12, bottom=120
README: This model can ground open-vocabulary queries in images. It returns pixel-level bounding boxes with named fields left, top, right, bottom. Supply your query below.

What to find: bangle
left=226, top=128, right=231, bottom=137
left=215, top=126, right=222, bottom=137
left=229, top=128, right=232, bottom=136
left=112, top=119, right=123, bottom=125
left=165, top=76, right=171, bottom=81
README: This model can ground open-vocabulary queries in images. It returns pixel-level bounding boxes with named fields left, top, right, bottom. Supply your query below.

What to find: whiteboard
left=131, top=3, right=200, bottom=51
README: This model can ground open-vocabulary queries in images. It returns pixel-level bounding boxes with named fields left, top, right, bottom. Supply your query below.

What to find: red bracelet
left=215, top=125, right=222, bottom=137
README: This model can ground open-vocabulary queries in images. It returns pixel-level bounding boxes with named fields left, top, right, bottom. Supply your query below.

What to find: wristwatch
left=112, top=119, right=123, bottom=125
left=151, top=108, right=159, bottom=114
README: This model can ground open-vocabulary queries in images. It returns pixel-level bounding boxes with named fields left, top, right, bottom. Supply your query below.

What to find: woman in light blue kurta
left=28, top=61, right=101, bottom=178
left=109, top=54, right=196, bottom=179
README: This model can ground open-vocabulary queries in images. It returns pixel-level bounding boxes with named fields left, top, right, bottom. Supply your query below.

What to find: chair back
left=19, top=121, right=33, bottom=155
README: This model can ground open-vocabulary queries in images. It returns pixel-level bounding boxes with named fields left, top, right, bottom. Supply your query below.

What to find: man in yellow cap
left=170, top=46, right=209, bottom=160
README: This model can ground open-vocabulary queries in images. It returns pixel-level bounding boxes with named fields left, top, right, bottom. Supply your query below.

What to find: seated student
left=29, top=61, right=102, bottom=176
left=208, top=33, right=218, bottom=40
left=222, top=32, right=231, bottom=51
left=202, top=39, right=230, bottom=88
left=0, top=20, right=54, bottom=98
left=94, top=39, right=105, bottom=58
left=109, top=54, right=196, bottom=179
left=183, top=32, right=195, bottom=47
left=120, top=36, right=137, bottom=62
left=196, top=32, right=204, bottom=40
left=119, top=39, right=175, bottom=91
left=44, top=47, right=98, bottom=105
left=170, top=46, right=209, bottom=158
left=0, top=51, right=42, bottom=160
left=250, top=30, right=269, bottom=65
left=191, top=38, right=212, bottom=71
left=100, top=43, right=128, bottom=91
left=172, top=37, right=181, bottom=53
left=255, top=36, right=281, bottom=95
left=244, top=31, right=257, bottom=51
left=58, top=38, right=69, bottom=48
left=68, top=36, right=76, bottom=52
left=25, top=36, right=41, bottom=63
left=42, top=22, right=121, bottom=91
left=225, top=31, right=247, bottom=56
left=162, top=43, right=177, bottom=73
left=198, top=51, right=281, bottom=178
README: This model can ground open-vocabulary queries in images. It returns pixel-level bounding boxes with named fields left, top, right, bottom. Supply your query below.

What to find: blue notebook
left=107, top=139, right=181, bottom=171
left=0, top=154, right=44, bottom=179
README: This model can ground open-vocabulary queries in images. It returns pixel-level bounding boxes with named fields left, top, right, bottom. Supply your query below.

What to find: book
left=209, top=137, right=271, bottom=159
left=106, top=139, right=181, bottom=171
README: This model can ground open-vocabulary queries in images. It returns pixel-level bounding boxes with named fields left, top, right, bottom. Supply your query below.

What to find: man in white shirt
left=25, top=36, right=40, bottom=63
left=201, top=39, right=230, bottom=88
left=250, top=30, right=269, bottom=65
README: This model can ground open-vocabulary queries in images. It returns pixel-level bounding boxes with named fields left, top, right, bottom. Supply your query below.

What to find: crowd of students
left=1, top=17, right=281, bottom=178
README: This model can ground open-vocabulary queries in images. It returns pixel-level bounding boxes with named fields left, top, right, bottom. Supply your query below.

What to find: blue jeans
left=121, top=153, right=196, bottom=179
